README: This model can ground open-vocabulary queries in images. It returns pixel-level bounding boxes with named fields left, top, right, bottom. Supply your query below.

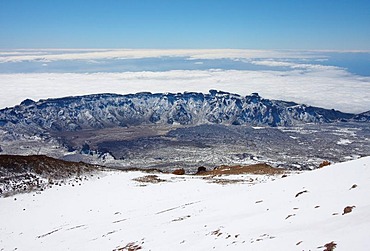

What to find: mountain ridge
left=0, top=90, right=368, bottom=137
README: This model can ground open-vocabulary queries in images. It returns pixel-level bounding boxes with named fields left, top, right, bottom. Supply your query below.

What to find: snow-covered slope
left=0, top=91, right=358, bottom=138
left=1, top=157, right=369, bottom=250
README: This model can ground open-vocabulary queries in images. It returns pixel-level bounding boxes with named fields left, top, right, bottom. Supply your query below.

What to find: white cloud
left=250, top=60, right=294, bottom=67
left=0, top=68, right=369, bottom=113
left=250, top=59, right=340, bottom=71
left=0, top=49, right=325, bottom=63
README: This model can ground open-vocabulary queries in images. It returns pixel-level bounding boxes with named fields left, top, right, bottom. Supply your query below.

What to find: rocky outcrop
left=0, top=155, right=102, bottom=196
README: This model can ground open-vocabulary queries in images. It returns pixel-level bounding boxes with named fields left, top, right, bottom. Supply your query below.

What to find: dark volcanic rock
left=196, top=166, right=207, bottom=174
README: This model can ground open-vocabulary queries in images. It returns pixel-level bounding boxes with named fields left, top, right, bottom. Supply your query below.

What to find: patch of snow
left=337, top=138, right=352, bottom=145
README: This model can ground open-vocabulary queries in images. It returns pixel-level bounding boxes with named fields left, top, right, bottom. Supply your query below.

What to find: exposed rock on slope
left=196, top=163, right=285, bottom=176
left=0, top=155, right=102, bottom=196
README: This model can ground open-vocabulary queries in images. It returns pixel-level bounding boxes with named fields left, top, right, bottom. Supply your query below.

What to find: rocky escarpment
left=0, top=90, right=362, bottom=138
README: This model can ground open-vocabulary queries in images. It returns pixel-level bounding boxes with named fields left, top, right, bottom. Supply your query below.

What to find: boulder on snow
left=196, top=166, right=207, bottom=174
left=323, top=241, right=337, bottom=251
left=172, top=169, right=185, bottom=175
left=319, top=160, right=331, bottom=168
left=342, top=206, right=355, bottom=215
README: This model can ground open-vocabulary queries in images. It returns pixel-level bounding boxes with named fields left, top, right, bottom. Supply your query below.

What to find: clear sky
left=0, top=0, right=370, bottom=50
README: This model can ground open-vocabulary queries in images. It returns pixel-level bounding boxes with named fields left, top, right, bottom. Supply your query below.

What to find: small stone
left=350, top=184, right=357, bottom=190
left=342, top=206, right=355, bottom=215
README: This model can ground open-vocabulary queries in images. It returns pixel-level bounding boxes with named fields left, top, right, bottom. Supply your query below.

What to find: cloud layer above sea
left=0, top=49, right=325, bottom=63
left=0, top=49, right=369, bottom=114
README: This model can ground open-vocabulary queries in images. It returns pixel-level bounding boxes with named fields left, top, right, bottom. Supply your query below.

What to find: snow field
left=1, top=157, right=369, bottom=250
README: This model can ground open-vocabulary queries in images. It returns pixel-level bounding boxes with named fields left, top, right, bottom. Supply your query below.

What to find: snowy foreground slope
left=1, top=157, right=370, bottom=250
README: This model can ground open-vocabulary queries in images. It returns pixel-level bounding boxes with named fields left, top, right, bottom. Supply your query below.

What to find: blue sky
left=1, top=0, right=370, bottom=50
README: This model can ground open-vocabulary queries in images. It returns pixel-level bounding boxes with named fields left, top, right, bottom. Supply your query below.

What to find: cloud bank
left=0, top=69, right=369, bottom=113
left=0, top=49, right=325, bottom=63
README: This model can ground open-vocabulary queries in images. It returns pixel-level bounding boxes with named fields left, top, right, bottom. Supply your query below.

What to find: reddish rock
left=319, top=160, right=331, bottom=168
left=172, top=169, right=185, bottom=175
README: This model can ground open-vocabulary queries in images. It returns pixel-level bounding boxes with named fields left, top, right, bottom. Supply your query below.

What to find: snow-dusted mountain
left=0, top=91, right=369, bottom=171
left=353, top=110, right=370, bottom=122
left=0, top=90, right=363, bottom=136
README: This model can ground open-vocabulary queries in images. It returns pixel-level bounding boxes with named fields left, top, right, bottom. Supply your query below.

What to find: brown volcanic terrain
left=197, top=163, right=286, bottom=176
left=0, top=155, right=103, bottom=196
left=0, top=154, right=286, bottom=196
left=0, top=155, right=101, bottom=177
